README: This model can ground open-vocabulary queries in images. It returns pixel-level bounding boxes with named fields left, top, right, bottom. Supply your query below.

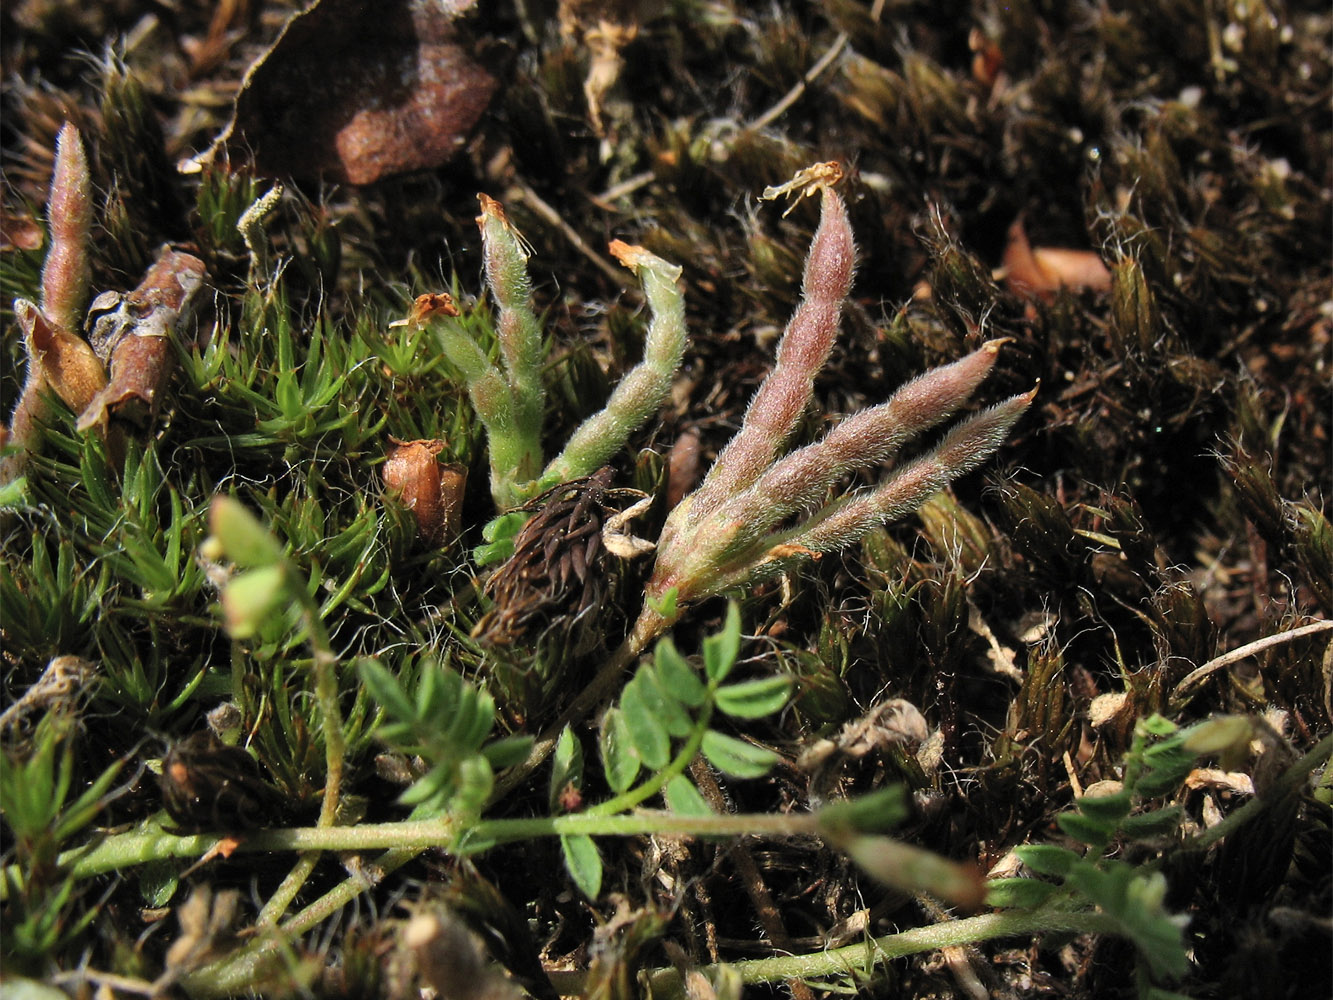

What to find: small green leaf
left=620, top=675, right=671, bottom=770
left=655, top=638, right=707, bottom=707
left=647, top=586, right=678, bottom=621
left=474, top=511, right=529, bottom=566
left=561, top=834, right=603, bottom=900
left=702, top=602, right=742, bottom=683
left=1139, top=714, right=1178, bottom=737
left=1014, top=844, right=1081, bottom=878
left=700, top=730, right=777, bottom=779
left=714, top=676, right=793, bottom=718
left=600, top=707, right=640, bottom=793
left=1056, top=811, right=1112, bottom=847
left=1118, top=805, right=1183, bottom=839
left=358, top=658, right=416, bottom=725
left=985, top=877, right=1059, bottom=909
left=549, top=727, right=585, bottom=812
left=138, top=859, right=180, bottom=908
left=1074, top=788, right=1133, bottom=823
left=1137, top=742, right=1197, bottom=797
left=664, top=775, right=713, bottom=817
left=643, top=664, right=695, bottom=738
left=399, top=769, right=448, bottom=808
left=1068, top=865, right=1188, bottom=980
left=482, top=735, right=533, bottom=770
left=452, top=755, right=494, bottom=821
left=0, top=475, right=27, bottom=509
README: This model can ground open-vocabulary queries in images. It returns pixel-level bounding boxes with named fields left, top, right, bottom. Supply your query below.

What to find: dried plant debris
left=0, top=654, right=96, bottom=748
left=78, top=248, right=208, bottom=434
left=475, top=467, right=650, bottom=668
left=382, top=437, right=468, bottom=544
left=158, top=730, right=286, bottom=834
left=205, top=0, right=500, bottom=183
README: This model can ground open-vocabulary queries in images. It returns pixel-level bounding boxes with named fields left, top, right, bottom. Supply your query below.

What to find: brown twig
left=1172, top=619, right=1333, bottom=701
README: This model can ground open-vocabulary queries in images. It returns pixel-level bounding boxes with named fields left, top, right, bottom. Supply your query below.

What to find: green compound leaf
left=700, top=730, right=778, bottom=779
left=1066, top=864, right=1188, bottom=981
left=664, top=775, right=713, bottom=817
left=655, top=638, right=707, bottom=707
left=714, top=675, right=793, bottom=719
left=620, top=674, right=670, bottom=770
left=600, top=707, right=640, bottom=793
left=561, top=833, right=603, bottom=901
left=702, top=601, right=742, bottom=683
left=642, top=664, right=694, bottom=738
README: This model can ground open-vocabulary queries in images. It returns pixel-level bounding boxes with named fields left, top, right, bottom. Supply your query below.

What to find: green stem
left=252, top=580, right=349, bottom=927
left=630, top=907, right=1124, bottom=1000
left=182, top=846, right=422, bottom=997
left=10, top=811, right=824, bottom=897
left=255, top=852, right=318, bottom=928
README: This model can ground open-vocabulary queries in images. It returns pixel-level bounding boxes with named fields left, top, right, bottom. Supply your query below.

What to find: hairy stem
left=19, top=807, right=821, bottom=893
left=632, top=908, right=1124, bottom=1000
left=542, top=243, right=687, bottom=486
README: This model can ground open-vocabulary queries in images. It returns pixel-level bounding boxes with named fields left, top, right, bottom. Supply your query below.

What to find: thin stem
left=251, top=585, right=350, bottom=926
left=255, top=853, right=318, bottom=928
left=746, top=34, right=849, bottom=133
left=489, top=604, right=669, bottom=802
left=1190, top=731, right=1332, bottom=851
left=182, top=846, right=422, bottom=997
left=1172, top=619, right=1333, bottom=701
left=585, top=701, right=712, bottom=816
left=13, top=808, right=822, bottom=897
left=514, top=179, right=631, bottom=290
left=633, top=907, right=1122, bottom=1000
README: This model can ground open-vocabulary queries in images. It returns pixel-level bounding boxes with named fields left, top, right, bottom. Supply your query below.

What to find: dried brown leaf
left=207, top=0, right=498, bottom=184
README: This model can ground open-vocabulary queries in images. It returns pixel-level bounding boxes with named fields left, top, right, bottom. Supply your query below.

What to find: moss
left=2, top=1, right=1329, bottom=997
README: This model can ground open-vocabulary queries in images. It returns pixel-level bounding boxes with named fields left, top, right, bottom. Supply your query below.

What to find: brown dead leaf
left=0, top=206, right=43, bottom=252
left=15, top=299, right=107, bottom=416
left=78, top=249, right=208, bottom=434
left=1002, top=216, right=1111, bottom=299
left=383, top=438, right=467, bottom=544
left=207, top=0, right=499, bottom=184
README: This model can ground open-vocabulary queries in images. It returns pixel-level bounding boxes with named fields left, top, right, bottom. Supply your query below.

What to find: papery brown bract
left=159, top=731, right=284, bottom=834
left=383, top=438, right=467, bottom=544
